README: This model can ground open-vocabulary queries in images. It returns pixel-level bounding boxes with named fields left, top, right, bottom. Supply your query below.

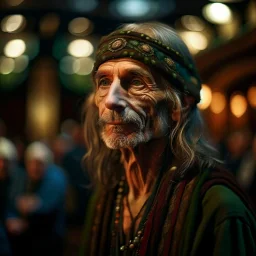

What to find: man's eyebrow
left=127, top=67, right=152, bottom=78
left=94, top=66, right=154, bottom=80
left=94, top=70, right=112, bottom=81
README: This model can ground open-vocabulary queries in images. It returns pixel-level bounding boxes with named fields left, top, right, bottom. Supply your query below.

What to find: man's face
left=25, top=159, right=46, bottom=182
left=94, top=59, right=170, bottom=149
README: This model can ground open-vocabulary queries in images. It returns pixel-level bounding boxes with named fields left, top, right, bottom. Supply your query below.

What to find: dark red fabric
left=139, top=172, right=174, bottom=256
left=163, top=180, right=187, bottom=256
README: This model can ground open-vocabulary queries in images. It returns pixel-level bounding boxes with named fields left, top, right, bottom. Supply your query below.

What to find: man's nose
left=105, top=80, right=126, bottom=112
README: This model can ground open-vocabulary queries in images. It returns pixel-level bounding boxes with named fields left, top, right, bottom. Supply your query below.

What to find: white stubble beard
left=100, top=107, right=169, bottom=149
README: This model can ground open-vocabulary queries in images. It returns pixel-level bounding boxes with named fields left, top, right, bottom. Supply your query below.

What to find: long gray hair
left=83, top=22, right=221, bottom=188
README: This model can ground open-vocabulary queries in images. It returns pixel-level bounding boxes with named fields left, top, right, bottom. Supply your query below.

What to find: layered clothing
left=81, top=165, right=256, bottom=256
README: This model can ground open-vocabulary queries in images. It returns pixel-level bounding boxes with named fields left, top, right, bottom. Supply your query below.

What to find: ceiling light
left=202, top=3, right=232, bottom=24
left=68, top=17, right=93, bottom=36
left=180, top=15, right=205, bottom=32
left=198, top=84, right=212, bottom=110
left=67, top=39, right=94, bottom=58
left=230, top=93, right=247, bottom=117
left=0, top=57, right=15, bottom=75
left=210, top=92, right=226, bottom=114
left=1, top=15, right=26, bottom=33
left=4, top=39, right=26, bottom=58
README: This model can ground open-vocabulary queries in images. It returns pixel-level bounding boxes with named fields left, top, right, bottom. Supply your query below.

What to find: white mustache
left=98, top=109, right=145, bottom=130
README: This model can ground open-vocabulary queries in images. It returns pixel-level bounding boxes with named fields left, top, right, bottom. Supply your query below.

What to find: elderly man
left=81, top=22, right=256, bottom=256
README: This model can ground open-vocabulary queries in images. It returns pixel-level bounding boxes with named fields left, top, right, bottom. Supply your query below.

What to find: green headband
left=94, top=30, right=201, bottom=103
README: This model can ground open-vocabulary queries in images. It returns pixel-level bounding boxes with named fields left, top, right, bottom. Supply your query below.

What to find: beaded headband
left=94, top=30, right=202, bottom=103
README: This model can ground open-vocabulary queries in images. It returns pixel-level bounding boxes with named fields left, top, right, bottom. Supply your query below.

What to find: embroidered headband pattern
left=93, top=30, right=202, bottom=103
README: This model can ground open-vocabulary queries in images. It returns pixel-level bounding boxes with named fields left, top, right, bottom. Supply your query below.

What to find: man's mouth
left=106, top=121, right=127, bottom=125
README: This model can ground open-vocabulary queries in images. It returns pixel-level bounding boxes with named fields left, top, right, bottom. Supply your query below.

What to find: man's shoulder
left=203, top=185, right=245, bottom=210
left=202, top=185, right=254, bottom=223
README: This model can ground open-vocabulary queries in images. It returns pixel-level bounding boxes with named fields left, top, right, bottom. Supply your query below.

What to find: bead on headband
left=93, top=30, right=202, bottom=103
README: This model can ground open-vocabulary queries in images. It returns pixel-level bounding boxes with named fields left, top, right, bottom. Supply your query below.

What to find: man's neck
left=120, top=137, right=168, bottom=201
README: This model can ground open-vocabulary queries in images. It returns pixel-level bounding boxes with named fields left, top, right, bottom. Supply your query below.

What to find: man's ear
left=184, top=95, right=196, bottom=107
left=171, top=95, right=195, bottom=121
left=171, top=109, right=180, bottom=122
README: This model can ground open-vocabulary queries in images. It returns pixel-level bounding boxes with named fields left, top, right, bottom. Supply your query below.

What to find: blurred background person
left=0, top=137, right=20, bottom=256
left=222, top=129, right=252, bottom=176
left=0, top=222, right=11, bottom=256
left=6, top=141, right=67, bottom=256
left=51, top=134, right=73, bottom=166
left=61, top=121, right=92, bottom=255
left=235, top=134, right=256, bottom=209
left=12, top=136, right=27, bottom=169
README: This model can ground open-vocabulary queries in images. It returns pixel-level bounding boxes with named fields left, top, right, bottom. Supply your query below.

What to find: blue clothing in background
left=62, top=145, right=92, bottom=226
left=0, top=222, right=11, bottom=256
left=7, top=164, right=67, bottom=256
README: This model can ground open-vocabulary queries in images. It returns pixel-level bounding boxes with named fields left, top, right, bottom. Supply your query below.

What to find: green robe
left=81, top=168, right=256, bottom=256
left=189, top=185, right=256, bottom=256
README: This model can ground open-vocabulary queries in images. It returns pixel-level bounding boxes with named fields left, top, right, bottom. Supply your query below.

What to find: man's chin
left=102, top=133, right=146, bottom=149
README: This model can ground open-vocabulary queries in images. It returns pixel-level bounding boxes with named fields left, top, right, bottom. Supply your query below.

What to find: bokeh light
left=202, top=3, right=232, bottom=24
left=68, top=17, right=93, bottom=36
left=198, top=84, right=212, bottom=110
left=67, top=39, right=94, bottom=57
left=1, top=15, right=26, bottom=33
left=247, top=86, right=256, bottom=108
left=74, top=57, right=94, bottom=75
left=40, top=13, right=60, bottom=37
left=115, top=0, right=153, bottom=17
left=0, top=57, right=15, bottom=75
left=230, top=93, right=247, bottom=117
left=60, top=56, right=78, bottom=75
left=179, top=31, right=208, bottom=54
left=210, top=92, right=226, bottom=114
left=13, top=55, right=29, bottom=73
left=180, top=15, right=205, bottom=32
left=4, top=39, right=26, bottom=58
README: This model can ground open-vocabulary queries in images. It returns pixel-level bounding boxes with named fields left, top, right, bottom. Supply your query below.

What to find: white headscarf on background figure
left=0, top=137, right=17, bottom=162
left=25, top=141, right=53, bottom=165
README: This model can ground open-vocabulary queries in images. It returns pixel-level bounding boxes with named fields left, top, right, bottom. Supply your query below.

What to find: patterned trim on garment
left=158, top=180, right=187, bottom=255
left=170, top=176, right=198, bottom=256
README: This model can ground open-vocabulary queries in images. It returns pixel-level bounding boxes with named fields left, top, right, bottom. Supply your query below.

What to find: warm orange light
left=198, top=84, right=212, bottom=110
left=210, top=92, right=226, bottom=114
left=247, top=86, right=256, bottom=108
left=230, top=93, right=247, bottom=117
left=40, top=13, right=60, bottom=37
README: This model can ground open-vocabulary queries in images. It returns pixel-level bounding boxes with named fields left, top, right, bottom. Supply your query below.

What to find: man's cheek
left=94, top=93, right=101, bottom=107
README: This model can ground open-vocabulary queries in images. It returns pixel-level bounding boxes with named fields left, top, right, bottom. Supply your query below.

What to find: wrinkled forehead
left=94, top=58, right=153, bottom=78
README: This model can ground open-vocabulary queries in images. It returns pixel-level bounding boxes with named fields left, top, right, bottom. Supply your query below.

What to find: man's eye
left=131, top=79, right=143, bottom=86
left=98, top=78, right=111, bottom=86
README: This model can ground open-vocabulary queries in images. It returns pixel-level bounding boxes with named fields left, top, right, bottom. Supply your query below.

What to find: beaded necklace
left=111, top=168, right=168, bottom=256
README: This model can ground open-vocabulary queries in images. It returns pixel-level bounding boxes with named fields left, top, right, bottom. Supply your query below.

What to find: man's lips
left=106, top=121, right=127, bottom=125
left=104, top=122, right=139, bottom=134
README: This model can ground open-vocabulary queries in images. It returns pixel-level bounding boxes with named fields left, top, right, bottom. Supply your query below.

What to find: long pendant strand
left=112, top=164, right=175, bottom=255
left=120, top=195, right=149, bottom=252
left=113, top=177, right=146, bottom=253
left=113, top=176, right=162, bottom=254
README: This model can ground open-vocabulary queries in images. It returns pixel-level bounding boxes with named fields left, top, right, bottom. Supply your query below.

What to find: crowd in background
left=0, top=118, right=92, bottom=256
left=0, top=116, right=256, bottom=255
